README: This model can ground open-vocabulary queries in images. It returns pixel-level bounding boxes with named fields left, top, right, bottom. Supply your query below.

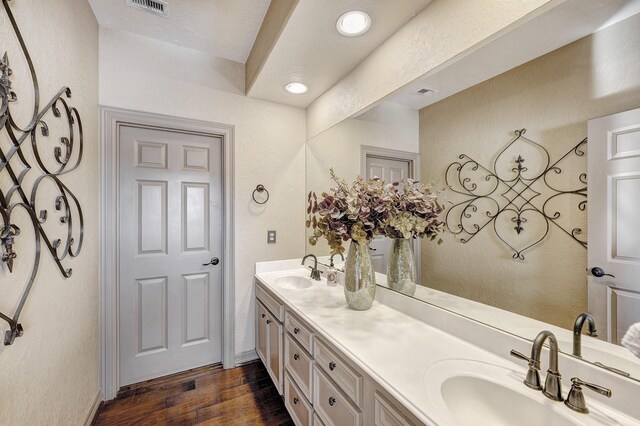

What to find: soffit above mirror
left=385, top=0, right=640, bottom=111
left=312, top=0, right=640, bottom=138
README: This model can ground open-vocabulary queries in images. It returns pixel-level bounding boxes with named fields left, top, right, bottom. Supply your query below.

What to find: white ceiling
left=88, top=0, right=271, bottom=63
left=89, top=0, right=639, bottom=115
left=247, top=0, right=432, bottom=108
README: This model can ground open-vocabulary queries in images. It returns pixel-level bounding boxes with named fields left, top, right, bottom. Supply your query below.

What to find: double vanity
left=255, top=259, right=640, bottom=426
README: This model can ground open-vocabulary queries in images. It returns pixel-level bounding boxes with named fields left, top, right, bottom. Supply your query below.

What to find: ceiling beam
left=245, top=0, right=299, bottom=95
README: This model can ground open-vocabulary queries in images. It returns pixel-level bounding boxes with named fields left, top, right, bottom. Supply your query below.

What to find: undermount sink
left=273, top=275, right=315, bottom=290
left=441, top=375, right=577, bottom=426
left=425, top=359, right=583, bottom=426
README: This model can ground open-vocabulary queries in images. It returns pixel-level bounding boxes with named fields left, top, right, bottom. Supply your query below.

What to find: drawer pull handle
left=293, top=397, right=299, bottom=405
left=266, top=319, right=272, bottom=325
left=294, top=353, right=300, bottom=361
left=294, top=327, right=300, bottom=334
left=261, top=314, right=266, bottom=318
left=329, top=362, right=336, bottom=371
left=328, top=397, right=336, bottom=406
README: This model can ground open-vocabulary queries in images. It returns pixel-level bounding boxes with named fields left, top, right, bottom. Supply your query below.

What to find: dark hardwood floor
left=94, top=360, right=293, bottom=426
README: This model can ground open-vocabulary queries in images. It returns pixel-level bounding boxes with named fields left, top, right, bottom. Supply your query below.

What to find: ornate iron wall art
left=0, top=0, right=85, bottom=345
left=444, top=129, right=587, bottom=260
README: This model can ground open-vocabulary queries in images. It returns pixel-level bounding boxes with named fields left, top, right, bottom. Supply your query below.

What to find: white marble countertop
left=255, top=266, right=637, bottom=426
left=323, top=256, right=640, bottom=380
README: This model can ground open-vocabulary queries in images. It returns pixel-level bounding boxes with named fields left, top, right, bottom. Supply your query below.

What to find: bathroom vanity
left=255, top=260, right=640, bottom=426
left=256, top=264, right=437, bottom=426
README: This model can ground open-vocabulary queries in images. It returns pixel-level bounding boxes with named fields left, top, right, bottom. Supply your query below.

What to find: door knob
left=202, top=257, right=220, bottom=266
left=589, top=267, right=615, bottom=278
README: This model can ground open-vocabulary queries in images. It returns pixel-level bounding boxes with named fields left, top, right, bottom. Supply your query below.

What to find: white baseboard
left=84, top=389, right=102, bottom=426
left=235, top=349, right=258, bottom=366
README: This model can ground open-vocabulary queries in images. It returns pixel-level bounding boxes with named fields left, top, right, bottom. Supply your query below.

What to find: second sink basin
left=273, top=275, right=314, bottom=290
left=441, top=374, right=577, bottom=426
left=424, top=359, right=590, bottom=426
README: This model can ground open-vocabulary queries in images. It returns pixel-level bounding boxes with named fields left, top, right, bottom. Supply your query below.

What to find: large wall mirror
left=305, top=12, right=640, bottom=382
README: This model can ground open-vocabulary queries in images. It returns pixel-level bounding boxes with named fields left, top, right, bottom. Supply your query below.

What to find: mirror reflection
left=305, top=14, right=640, bottom=381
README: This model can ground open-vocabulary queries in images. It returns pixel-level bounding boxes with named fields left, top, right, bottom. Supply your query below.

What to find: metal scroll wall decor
left=444, top=129, right=587, bottom=260
left=0, top=0, right=84, bottom=345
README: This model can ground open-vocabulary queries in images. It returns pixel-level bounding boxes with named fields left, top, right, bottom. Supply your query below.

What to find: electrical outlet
left=267, top=230, right=277, bottom=244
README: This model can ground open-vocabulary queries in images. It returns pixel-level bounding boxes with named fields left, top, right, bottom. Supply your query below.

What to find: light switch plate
left=267, top=230, right=277, bottom=244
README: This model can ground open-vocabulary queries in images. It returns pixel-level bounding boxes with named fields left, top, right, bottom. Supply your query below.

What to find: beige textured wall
left=306, top=102, right=419, bottom=255
left=98, top=27, right=307, bottom=357
left=420, top=14, right=640, bottom=328
left=306, top=0, right=553, bottom=138
left=0, top=1, right=100, bottom=425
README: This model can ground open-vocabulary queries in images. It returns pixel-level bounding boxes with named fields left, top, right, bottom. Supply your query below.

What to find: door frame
left=360, top=145, right=422, bottom=283
left=99, top=107, right=235, bottom=400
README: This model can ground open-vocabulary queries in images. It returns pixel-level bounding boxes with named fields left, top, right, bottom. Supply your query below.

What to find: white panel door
left=365, top=156, right=417, bottom=275
left=588, top=107, right=640, bottom=344
left=119, top=126, right=223, bottom=386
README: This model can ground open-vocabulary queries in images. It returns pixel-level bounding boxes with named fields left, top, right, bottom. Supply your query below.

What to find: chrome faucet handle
left=564, top=377, right=612, bottom=414
left=510, top=349, right=531, bottom=362
left=510, top=350, right=542, bottom=390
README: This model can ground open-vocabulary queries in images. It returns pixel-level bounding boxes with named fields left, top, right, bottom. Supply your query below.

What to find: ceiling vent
left=126, top=0, right=169, bottom=17
left=417, top=88, right=437, bottom=95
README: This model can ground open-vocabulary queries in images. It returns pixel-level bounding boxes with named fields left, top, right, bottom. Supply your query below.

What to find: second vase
left=344, top=241, right=376, bottom=310
left=386, top=238, right=416, bottom=297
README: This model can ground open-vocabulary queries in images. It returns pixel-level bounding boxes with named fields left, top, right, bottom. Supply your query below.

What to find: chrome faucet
left=329, top=252, right=344, bottom=267
left=302, top=254, right=322, bottom=281
left=573, top=313, right=597, bottom=358
left=510, top=330, right=563, bottom=401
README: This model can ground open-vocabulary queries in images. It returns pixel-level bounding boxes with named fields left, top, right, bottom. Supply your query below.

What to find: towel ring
left=252, top=184, right=269, bottom=204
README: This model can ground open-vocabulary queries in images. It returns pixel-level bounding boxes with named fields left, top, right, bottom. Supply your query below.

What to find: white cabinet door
left=119, top=126, right=223, bottom=386
left=256, top=302, right=268, bottom=365
left=266, top=308, right=284, bottom=394
left=588, top=108, right=640, bottom=343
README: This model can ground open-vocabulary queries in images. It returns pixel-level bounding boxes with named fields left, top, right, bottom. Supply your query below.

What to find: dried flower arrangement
left=306, top=169, right=445, bottom=254
left=307, top=169, right=388, bottom=254
left=382, top=179, right=445, bottom=242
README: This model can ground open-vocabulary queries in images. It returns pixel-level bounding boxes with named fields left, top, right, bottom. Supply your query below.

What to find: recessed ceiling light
left=336, top=11, right=371, bottom=36
left=284, top=82, right=308, bottom=94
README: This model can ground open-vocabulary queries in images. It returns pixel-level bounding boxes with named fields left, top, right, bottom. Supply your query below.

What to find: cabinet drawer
left=285, top=373, right=313, bottom=426
left=285, top=311, right=314, bottom=353
left=313, top=366, right=361, bottom=426
left=285, top=333, right=313, bottom=400
left=374, top=392, right=413, bottom=426
left=313, top=413, right=325, bottom=426
left=256, top=284, right=284, bottom=322
left=314, top=339, right=362, bottom=407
